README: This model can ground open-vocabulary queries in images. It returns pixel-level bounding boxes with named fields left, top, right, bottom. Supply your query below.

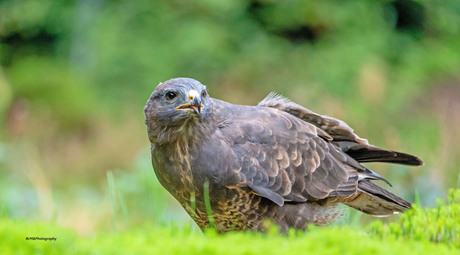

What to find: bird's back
left=204, top=97, right=418, bottom=230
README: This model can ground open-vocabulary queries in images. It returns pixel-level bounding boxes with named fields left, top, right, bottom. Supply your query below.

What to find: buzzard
left=144, top=78, right=422, bottom=233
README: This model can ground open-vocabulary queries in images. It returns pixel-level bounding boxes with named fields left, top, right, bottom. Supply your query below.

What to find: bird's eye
left=165, top=92, right=177, bottom=100
left=202, top=90, right=207, bottom=98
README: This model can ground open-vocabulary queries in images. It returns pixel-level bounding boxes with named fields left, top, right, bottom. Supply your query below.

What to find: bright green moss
left=0, top=220, right=456, bottom=255
left=2, top=190, right=460, bottom=255
left=369, top=189, right=460, bottom=247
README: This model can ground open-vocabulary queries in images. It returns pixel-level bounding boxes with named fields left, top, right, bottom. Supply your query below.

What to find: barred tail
left=344, top=180, right=411, bottom=216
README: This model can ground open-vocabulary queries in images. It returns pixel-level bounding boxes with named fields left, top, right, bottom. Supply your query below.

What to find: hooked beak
left=176, top=90, right=203, bottom=114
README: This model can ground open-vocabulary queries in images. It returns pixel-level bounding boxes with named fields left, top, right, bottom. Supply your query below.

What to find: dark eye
left=202, top=90, right=207, bottom=98
left=165, top=92, right=177, bottom=100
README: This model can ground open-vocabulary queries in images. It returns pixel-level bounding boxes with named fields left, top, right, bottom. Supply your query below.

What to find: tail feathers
left=336, top=142, right=423, bottom=166
left=344, top=180, right=411, bottom=216
left=359, top=168, right=392, bottom=187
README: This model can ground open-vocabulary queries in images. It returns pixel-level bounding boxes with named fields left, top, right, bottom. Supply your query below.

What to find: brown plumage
left=144, top=78, right=423, bottom=233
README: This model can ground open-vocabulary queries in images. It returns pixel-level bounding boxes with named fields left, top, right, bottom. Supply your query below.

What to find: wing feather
left=222, top=105, right=361, bottom=206
left=259, top=93, right=423, bottom=166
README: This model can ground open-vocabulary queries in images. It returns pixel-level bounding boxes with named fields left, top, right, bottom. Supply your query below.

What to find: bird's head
left=144, top=78, right=212, bottom=144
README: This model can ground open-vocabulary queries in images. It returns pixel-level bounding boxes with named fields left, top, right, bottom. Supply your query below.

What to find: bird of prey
left=144, top=77, right=423, bottom=233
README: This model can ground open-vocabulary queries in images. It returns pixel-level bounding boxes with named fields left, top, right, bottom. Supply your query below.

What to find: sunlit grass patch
left=369, top=189, right=460, bottom=247
left=1, top=190, right=460, bottom=255
left=1, top=219, right=457, bottom=255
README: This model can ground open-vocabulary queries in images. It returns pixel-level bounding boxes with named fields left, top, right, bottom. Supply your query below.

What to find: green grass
left=369, top=189, right=460, bottom=247
left=2, top=190, right=459, bottom=255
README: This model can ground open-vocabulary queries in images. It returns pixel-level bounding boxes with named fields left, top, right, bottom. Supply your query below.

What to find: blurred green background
left=0, top=0, right=459, bottom=235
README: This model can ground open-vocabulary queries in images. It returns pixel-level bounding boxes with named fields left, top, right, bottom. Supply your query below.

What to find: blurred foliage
left=1, top=190, right=460, bottom=254
left=0, top=0, right=460, bottom=237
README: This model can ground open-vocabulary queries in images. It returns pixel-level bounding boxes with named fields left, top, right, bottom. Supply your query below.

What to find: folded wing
left=258, top=93, right=423, bottom=166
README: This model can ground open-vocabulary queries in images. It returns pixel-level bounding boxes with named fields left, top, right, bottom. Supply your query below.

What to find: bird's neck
left=151, top=115, right=216, bottom=147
